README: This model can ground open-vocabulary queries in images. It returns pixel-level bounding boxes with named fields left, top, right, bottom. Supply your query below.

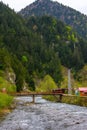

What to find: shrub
left=0, top=92, right=13, bottom=109
left=36, top=75, right=58, bottom=92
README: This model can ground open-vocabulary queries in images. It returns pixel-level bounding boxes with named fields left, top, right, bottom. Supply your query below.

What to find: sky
left=1, top=0, right=87, bottom=15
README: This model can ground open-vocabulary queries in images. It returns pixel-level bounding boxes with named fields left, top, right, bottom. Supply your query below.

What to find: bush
left=0, top=76, right=16, bottom=93
left=0, top=93, right=13, bottom=109
left=36, top=75, right=58, bottom=92
left=62, top=95, right=87, bottom=107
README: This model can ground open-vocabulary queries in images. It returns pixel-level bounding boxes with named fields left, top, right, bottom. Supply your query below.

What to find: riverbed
left=0, top=96, right=87, bottom=130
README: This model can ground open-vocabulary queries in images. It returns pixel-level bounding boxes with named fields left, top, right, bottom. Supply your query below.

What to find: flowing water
left=0, top=96, right=87, bottom=130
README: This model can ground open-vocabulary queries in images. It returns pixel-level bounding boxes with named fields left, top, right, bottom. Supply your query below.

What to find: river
left=0, top=96, right=87, bottom=130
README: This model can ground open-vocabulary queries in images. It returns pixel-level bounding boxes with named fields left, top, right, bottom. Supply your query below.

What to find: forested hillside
left=19, top=0, right=87, bottom=39
left=26, top=16, right=87, bottom=67
left=0, top=2, right=36, bottom=91
left=0, top=2, right=87, bottom=92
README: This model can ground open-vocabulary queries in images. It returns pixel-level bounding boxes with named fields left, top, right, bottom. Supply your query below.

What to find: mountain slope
left=19, top=0, right=87, bottom=39
left=0, top=2, right=87, bottom=90
left=0, top=2, right=63, bottom=87
left=0, top=2, right=36, bottom=91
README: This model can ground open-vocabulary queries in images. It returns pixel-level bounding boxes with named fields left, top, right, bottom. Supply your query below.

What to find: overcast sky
left=1, top=0, right=87, bottom=15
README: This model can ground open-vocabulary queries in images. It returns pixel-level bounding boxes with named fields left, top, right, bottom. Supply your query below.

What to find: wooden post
left=59, top=94, right=62, bottom=102
left=32, top=95, right=35, bottom=103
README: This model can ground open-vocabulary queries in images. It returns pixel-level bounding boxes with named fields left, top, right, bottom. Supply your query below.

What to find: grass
left=0, top=76, right=16, bottom=93
left=43, top=94, right=87, bottom=107
left=0, top=92, right=13, bottom=109
left=0, top=70, right=16, bottom=112
left=43, top=95, right=57, bottom=101
left=62, top=95, right=87, bottom=107
left=0, top=92, right=13, bottom=117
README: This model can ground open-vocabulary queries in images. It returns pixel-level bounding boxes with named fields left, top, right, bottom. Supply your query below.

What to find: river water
left=0, top=96, right=87, bottom=130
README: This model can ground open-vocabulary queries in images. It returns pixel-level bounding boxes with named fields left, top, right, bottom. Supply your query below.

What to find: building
left=78, top=88, right=87, bottom=96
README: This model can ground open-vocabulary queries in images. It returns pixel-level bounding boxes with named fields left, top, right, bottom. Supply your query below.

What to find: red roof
left=79, top=88, right=87, bottom=92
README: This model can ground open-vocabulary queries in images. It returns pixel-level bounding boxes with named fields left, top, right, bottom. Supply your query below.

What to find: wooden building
left=52, top=88, right=68, bottom=94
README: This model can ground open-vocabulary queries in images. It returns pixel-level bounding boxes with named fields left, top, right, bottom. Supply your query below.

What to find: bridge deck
left=8, top=92, right=63, bottom=103
left=9, top=92, right=63, bottom=96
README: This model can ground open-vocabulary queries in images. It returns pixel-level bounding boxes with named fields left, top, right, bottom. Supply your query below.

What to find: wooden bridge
left=9, top=92, right=63, bottom=103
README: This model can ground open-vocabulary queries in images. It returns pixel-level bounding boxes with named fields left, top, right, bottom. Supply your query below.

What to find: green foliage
left=36, top=75, right=58, bottom=92
left=25, top=74, right=35, bottom=91
left=19, top=0, right=87, bottom=39
left=0, top=48, right=11, bottom=70
left=11, top=55, right=26, bottom=92
left=0, top=2, right=87, bottom=92
left=26, top=16, right=86, bottom=72
left=62, top=95, right=87, bottom=107
left=22, top=55, right=28, bottom=63
left=0, top=92, right=13, bottom=109
left=74, top=65, right=87, bottom=86
left=72, top=46, right=84, bottom=70
left=0, top=76, right=16, bottom=93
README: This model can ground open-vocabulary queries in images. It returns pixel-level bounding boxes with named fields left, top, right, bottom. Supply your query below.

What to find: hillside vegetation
left=0, top=1, right=87, bottom=94
left=36, top=75, right=58, bottom=92
left=19, top=0, right=87, bottom=39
